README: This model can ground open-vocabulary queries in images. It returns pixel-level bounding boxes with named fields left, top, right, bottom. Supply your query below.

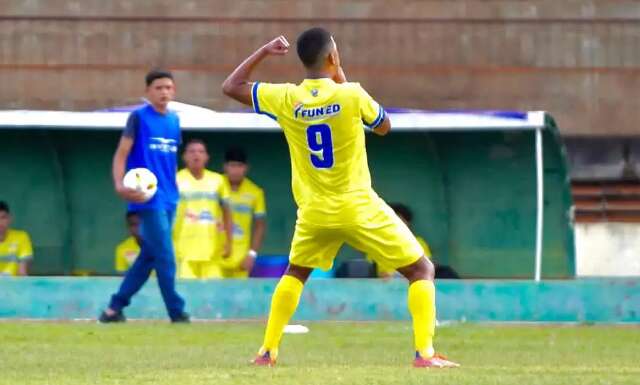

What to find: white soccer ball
left=123, top=168, right=158, bottom=202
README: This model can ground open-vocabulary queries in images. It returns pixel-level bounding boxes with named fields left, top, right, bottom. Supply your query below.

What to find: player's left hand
left=333, top=66, right=347, bottom=84
left=222, top=242, right=231, bottom=259
left=240, top=253, right=255, bottom=272
left=263, top=35, right=290, bottom=56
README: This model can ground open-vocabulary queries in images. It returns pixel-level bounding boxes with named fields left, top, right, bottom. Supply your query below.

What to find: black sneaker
left=98, top=310, right=126, bottom=323
left=171, top=312, right=191, bottom=324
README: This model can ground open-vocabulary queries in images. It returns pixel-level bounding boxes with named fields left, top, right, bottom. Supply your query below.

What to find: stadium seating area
left=565, top=137, right=640, bottom=223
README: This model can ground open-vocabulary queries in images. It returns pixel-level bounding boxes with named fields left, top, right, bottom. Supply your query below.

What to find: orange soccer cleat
left=252, top=350, right=276, bottom=367
left=413, top=352, right=460, bottom=368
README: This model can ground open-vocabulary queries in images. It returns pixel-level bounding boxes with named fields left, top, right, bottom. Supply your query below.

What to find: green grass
left=0, top=321, right=638, bottom=385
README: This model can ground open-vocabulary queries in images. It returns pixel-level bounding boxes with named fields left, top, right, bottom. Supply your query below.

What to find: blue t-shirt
left=123, top=104, right=180, bottom=211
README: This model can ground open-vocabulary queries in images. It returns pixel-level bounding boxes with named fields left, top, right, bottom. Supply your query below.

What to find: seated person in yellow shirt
left=114, top=211, right=141, bottom=274
left=220, top=147, right=267, bottom=278
left=367, top=203, right=432, bottom=279
left=0, top=201, right=33, bottom=276
left=173, top=139, right=233, bottom=279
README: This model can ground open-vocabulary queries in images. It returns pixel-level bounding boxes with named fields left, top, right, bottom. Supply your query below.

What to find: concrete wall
left=576, top=223, right=640, bottom=276
left=1, top=277, right=639, bottom=322
left=1, top=0, right=640, bottom=135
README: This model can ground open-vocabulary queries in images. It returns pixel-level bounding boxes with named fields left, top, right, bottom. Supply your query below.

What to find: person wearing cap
left=220, top=147, right=266, bottom=278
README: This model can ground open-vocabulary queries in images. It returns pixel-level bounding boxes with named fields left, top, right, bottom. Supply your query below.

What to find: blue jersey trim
left=251, top=82, right=278, bottom=121
left=371, top=107, right=386, bottom=129
left=251, top=82, right=261, bottom=114
left=253, top=213, right=267, bottom=219
left=363, top=105, right=386, bottom=130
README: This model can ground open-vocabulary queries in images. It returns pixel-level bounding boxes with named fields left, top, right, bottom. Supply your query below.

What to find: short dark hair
left=0, top=201, right=9, bottom=214
left=145, top=69, right=174, bottom=87
left=296, top=27, right=333, bottom=69
left=225, top=147, right=248, bottom=164
left=185, top=138, right=207, bottom=151
left=390, top=203, right=413, bottom=223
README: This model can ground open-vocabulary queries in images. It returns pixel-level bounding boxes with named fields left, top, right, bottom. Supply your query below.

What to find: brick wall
left=1, top=0, right=639, bottom=135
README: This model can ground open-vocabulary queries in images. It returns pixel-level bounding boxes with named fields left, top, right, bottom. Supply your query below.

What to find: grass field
left=0, top=321, right=638, bottom=385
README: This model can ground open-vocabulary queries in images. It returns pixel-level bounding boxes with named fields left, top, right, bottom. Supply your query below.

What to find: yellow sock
left=408, top=280, right=436, bottom=358
left=260, top=275, right=304, bottom=359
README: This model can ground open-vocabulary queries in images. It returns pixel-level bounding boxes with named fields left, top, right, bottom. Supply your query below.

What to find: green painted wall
left=1, top=278, right=637, bottom=322
left=0, top=125, right=573, bottom=277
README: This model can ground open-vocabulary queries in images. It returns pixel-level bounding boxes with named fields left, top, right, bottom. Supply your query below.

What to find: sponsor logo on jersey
left=293, top=103, right=341, bottom=120
left=149, top=137, right=178, bottom=153
left=184, top=210, right=216, bottom=224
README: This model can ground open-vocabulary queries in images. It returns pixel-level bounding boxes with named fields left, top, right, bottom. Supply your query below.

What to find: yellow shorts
left=221, top=268, right=250, bottom=279
left=178, top=259, right=223, bottom=279
left=219, top=245, right=252, bottom=278
left=289, top=198, right=424, bottom=271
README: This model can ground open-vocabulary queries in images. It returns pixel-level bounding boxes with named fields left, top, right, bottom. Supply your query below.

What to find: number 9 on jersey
left=306, top=124, right=334, bottom=169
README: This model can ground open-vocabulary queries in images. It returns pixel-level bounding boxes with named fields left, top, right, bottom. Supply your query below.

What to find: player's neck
left=189, top=168, right=205, bottom=180
left=230, top=178, right=244, bottom=191
left=305, top=70, right=332, bottom=80
left=150, top=103, right=169, bottom=114
left=0, top=230, right=7, bottom=242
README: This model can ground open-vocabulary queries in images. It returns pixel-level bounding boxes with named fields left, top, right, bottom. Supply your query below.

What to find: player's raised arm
left=222, top=36, right=290, bottom=106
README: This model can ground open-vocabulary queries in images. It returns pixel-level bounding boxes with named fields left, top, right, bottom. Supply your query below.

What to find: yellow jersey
left=173, top=169, right=230, bottom=262
left=252, top=78, right=386, bottom=226
left=114, top=236, right=140, bottom=273
left=221, top=176, right=266, bottom=267
left=0, top=229, right=33, bottom=276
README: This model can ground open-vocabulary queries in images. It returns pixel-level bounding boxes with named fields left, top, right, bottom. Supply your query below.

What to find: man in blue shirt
left=99, top=69, right=189, bottom=323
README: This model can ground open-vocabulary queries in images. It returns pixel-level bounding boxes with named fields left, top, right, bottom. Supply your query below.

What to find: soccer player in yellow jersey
left=0, top=201, right=33, bottom=276
left=223, top=27, right=458, bottom=368
left=114, top=211, right=142, bottom=273
left=220, top=147, right=266, bottom=278
left=173, top=139, right=233, bottom=279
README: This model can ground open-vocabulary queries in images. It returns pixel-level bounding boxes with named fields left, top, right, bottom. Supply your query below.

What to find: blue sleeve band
left=363, top=105, right=385, bottom=130
left=251, top=82, right=261, bottom=114
left=251, top=82, right=278, bottom=121
left=370, top=106, right=386, bottom=129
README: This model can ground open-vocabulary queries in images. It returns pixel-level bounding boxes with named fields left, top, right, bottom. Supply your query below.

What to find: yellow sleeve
left=254, top=188, right=266, bottom=218
left=17, top=232, right=33, bottom=261
left=115, top=244, right=127, bottom=272
left=251, top=82, right=291, bottom=121
left=219, top=177, right=231, bottom=206
left=417, top=237, right=432, bottom=259
left=355, top=84, right=386, bottom=130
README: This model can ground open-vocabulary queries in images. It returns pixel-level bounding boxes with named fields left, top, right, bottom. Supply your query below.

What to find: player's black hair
left=145, top=69, right=174, bottom=87
left=125, top=211, right=138, bottom=220
left=185, top=138, right=208, bottom=150
left=389, top=203, right=413, bottom=223
left=224, top=147, right=248, bottom=164
left=0, top=201, right=9, bottom=214
left=296, top=27, right=333, bottom=69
